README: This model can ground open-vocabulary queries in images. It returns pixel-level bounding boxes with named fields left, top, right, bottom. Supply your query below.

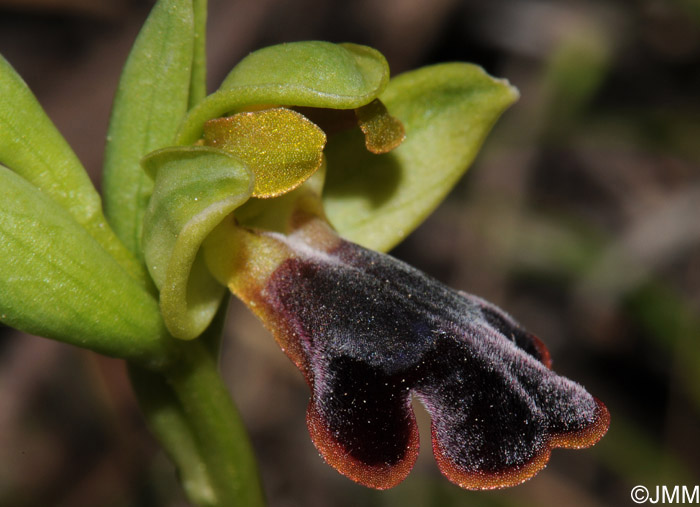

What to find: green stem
left=129, top=365, right=217, bottom=505
left=165, top=340, right=265, bottom=506
left=130, top=298, right=263, bottom=506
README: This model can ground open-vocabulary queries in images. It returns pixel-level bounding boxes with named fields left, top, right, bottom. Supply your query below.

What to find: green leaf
left=103, top=0, right=195, bottom=259
left=142, top=147, right=253, bottom=340
left=176, top=41, right=389, bottom=145
left=189, top=0, right=208, bottom=108
left=0, top=166, right=172, bottom=368
left=0, top=55, right=145, bottom=283
left=323, top=63, right=519, bottom=252
left=0, top=55, right=98, bottom=223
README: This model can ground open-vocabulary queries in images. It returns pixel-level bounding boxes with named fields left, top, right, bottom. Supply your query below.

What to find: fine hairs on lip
left=256, top=233, right=609, bottom=489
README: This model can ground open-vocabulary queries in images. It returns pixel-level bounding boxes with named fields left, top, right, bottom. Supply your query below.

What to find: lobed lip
left=431, top=396, right=610, bottom=490
left=231, top=220, right=610, bottom=490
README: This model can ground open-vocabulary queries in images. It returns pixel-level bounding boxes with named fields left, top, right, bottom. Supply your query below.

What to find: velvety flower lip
left=225, top=219, right=610, bottom=490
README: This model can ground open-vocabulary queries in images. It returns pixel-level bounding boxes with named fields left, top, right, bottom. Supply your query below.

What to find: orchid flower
left=0, top=0, right=608, bottom=503
left=202, top=212, right=609, bottom=489
left=141, top=40, right=609, bottom=489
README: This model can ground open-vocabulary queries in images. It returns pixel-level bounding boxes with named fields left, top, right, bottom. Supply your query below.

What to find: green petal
left=355, top=99, right=406, bottom=154
left=142, top=147, right=253, bottom=339
left=323, top=63, right=519, bottom=252
left=203, top=108, right=326, bottom=198
left=0, top=166, right=172, bottom=367
left=0, top=55, right=144, bottom=283
left=176, top=42, right=389, bottom=145
left=103, top=0, right=195, bottom=259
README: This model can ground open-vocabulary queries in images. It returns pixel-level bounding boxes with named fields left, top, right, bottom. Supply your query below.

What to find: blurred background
left=1, top=0, right=699, bottom=505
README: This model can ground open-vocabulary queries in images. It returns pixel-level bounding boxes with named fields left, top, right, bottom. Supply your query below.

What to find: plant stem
left=131, top=298, right=264, bottom=506
left=164, top=340, right=265, bottom=507
left=130, top=365, right=217, bottom=505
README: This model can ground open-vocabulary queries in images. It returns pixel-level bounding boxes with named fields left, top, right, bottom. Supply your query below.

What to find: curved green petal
left=103, top=0, right=195, bottom=260
left=323, top=63, right=519, bottom=252
left=0, top=166, right=172, bottom=368
left=0, top=55, right=144, bottom=283
left=142, top=147, right=253, bottom=340
left=176, top=42, right=389, bottom=145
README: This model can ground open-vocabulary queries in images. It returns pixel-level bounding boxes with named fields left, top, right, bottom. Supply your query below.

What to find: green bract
left=0, top=166, right=171, bottom=368
left=103, top=0, right=195, bottom=260
left=0, top=56, right=143, bottom=282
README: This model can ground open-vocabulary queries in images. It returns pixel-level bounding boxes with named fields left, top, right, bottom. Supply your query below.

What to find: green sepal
left=142, top=147, right=253, bottom=340
left=176, top=41, right=389, bottom=145
left=323, top=63, right=519, bottom=252
left=0, top=55, right=145, bottom=283
left=103, top=0, right=195, bottom=259
left=0, top=166, right=172, bottom=368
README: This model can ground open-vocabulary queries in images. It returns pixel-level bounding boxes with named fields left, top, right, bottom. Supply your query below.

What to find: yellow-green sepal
left=323, top=63, right=520, bottom=252
left=176, top=41, right=390, bottom=145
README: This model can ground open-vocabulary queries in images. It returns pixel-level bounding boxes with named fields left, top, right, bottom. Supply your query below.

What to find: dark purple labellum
left=247, top=234, right=609, bottom=490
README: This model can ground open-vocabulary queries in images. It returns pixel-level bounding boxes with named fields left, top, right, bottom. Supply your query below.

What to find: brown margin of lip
left=529, top=332, right=553, bottom=369
left=306, top=401, right=420, bottom=490
left=432, top=397, right=610, bottom=490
